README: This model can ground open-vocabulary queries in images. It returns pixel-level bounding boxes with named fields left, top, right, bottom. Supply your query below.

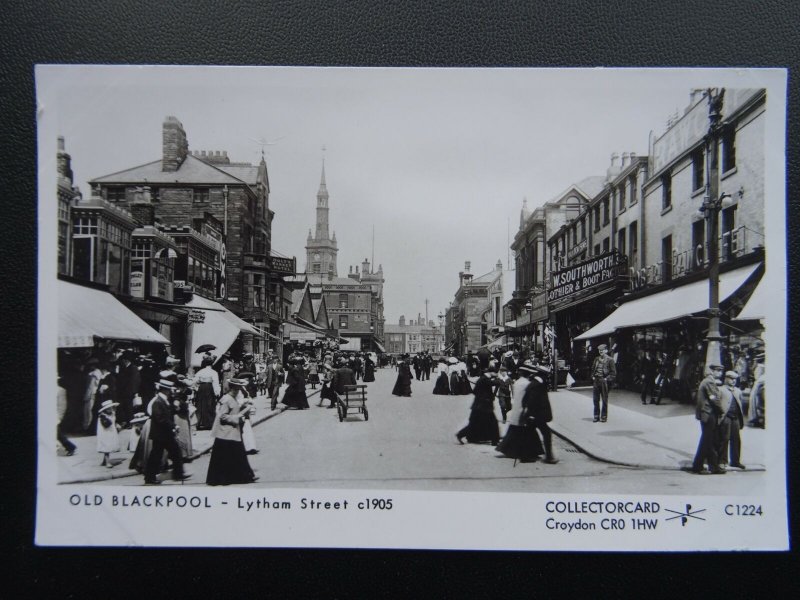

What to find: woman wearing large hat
left=455, top=364, right=500, bottom=446
left=282, top=356, right=310, bottom=409
left=194, top=355, right=221, bottom=430
left=206, top=378, right=257, bottom=485
left=496, top=362, right=546, bottom=463
left=432, top=358, right=451, bottom=395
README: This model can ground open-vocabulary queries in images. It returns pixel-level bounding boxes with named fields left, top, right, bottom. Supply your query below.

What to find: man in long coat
left=522, top=364, right=558, bottom=464
left=719, top=370, right=746, bottom=469
left=690, top=363, right=726, bottom=474
left=115, top=350, right=141, bottom=426
left=144, top=379, right=189, bottom=484
left=591, top=344, right=616, bottom=422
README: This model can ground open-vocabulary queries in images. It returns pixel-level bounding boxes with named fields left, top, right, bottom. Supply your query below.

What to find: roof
left=304, top=274, right=366, bottom=287
left=311, top=298, right=322, bottom=316
left=470, top=268, right=502, bottom=285
left=291, top=287, right=307, bottom=314
left=218, top=164, right=260, bottom=185
left=573, top=175, right=607, bottom=200
left=90, top=155, right=251, bottom=186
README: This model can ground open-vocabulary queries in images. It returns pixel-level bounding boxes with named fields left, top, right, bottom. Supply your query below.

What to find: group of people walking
left=454, top=358, right=559, bottom=465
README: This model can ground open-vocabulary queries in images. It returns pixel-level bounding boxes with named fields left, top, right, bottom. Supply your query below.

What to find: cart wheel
left=363, top=408, right=369, bottom=421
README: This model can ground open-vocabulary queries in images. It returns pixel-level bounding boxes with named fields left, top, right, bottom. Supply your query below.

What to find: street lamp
left=697, top=87, right=734, bottom=372
left=525, top=300, right=533, bottom=353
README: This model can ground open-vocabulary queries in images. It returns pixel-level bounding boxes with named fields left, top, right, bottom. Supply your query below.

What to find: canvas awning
left=186, top=296, right=261, bottom=366
left=58, top=280, right=169, bottom=348
left=487, top=335, right=508, bottom=349
left=734, top=280, right=767, bottom=320
left=373, top=340, right=386, bottom=353
left=575, top=263, right=760, bottom=341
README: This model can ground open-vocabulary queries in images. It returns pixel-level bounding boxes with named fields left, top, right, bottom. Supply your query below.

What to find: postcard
left=36, top=65, right=787, bottom=550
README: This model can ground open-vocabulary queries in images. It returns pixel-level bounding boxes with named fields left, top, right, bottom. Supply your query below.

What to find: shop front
left=547, top=251, right=628, bottom=384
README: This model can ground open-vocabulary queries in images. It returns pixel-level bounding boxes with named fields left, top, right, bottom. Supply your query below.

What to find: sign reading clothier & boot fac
left=548, top=251, right=627, bottom=304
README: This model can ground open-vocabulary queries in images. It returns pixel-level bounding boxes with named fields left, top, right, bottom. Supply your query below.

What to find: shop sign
left=529, top=292, right=548, bottom=322
left=271, top=255, right=295, bottom=275
left=217, top=242, right=227, bottom=300
left=289, top=332, right=316, bottom=341
left=548, top=251, right=625, bottom=304
left=188, top=309, right=205, bottom=323
left=567, top=239, right=588, bottom=262
left=130, top=270, right=145, bottom=299
left=174, top=280, right=187, bottom=289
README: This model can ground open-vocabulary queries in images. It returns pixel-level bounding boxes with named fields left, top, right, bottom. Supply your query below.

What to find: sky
left=38, top=66, right=772, bottom=325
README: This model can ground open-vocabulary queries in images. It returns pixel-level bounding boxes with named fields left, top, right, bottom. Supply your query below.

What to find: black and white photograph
left=35, top=65, right=788, bottom=550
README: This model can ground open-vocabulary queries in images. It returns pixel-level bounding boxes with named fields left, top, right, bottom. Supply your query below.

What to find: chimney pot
left=57, top=136, right=65, bottom=151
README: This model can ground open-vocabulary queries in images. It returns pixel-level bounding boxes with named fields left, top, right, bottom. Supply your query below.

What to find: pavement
left=547, top=385, right=766, bottom=471
left=55, top=373, right=766, bottom=484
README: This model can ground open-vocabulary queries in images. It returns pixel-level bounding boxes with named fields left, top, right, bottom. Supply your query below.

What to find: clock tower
left=304, top=159, right=339, bottom=276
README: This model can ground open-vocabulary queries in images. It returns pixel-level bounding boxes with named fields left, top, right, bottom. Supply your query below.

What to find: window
left=193, top=188, right=210, bottom=203
left=339, top=294, right=349, bottom=308
left=618, top=185, right=626, bottom=211
left=722, top=127, right=736, bottom=173
left=72, top=237, right=93, bottom=281
left=593, top=206, right=600, bottom=232
left=603, top=198, right=610, bottom=226
left=106, top=187, right=126, bottom=202
left=580, top=218, right=586, bottom=240
left=692, top=149, right=705, bottom=192
left=661, top=174, right=672, bottom=210
left=150, top=187, right=160, bottom=202
left=662, top=235, right=673, bottom=283
left=629, top=221, right=638, bottom=267
left=692, top=220, right=705, bottom=269
left=572, top=226, right=577, bottom=245
left=248, top=273, right=264, bottom=308
left=339, top=315, right=349, bottom=329
left=617, top=227, right=626, bottom=256
left=629, top=174, right=638, bottom=205
left=594, top=243, right=600, bottom=256
left=312, top=263, right=321, bottom=273
left=721, top=205, right=737, bottom=262
left=602, top=237, right=610, bottom=253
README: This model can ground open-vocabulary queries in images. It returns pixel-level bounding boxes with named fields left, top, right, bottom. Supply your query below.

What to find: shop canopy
left=734, top=279, right=767, bottom=321
left=485, top=335, right=508, bottom=350
left=373, top=340, right=386, bottom=353
left=187, top=295, right=261, bottom=366
left=58, top=280, right=169, bottom=348
left=575, top=263, right=760, bottom=341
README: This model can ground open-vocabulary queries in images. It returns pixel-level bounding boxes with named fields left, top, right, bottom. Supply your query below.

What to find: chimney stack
left=129, top=185, right=155, bottom=226
left=57, top=136, right=73, bottom=183
left=162, top=116, right=188, bottom=172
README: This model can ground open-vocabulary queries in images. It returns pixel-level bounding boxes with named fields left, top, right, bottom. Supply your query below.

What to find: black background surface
left=1, top=0, right=798, bottom=595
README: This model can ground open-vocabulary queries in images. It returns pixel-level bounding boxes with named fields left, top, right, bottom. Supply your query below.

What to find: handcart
left=338, top=384, right=369, bottom=422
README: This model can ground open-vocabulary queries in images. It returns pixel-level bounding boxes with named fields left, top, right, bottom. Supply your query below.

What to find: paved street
left=94, top=366, right=766, bottom=494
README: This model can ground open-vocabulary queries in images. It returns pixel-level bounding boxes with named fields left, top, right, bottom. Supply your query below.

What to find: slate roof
left=91, top=155, right=251, bottom=186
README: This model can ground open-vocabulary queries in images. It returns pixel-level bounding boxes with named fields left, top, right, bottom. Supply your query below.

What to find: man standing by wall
left=591, top=344, right=616, bottom=423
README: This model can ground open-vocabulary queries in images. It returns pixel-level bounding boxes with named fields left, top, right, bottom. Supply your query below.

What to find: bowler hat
left=724, top=370, right=739, bottom=380
left=707, top=362, right=724, bottom=371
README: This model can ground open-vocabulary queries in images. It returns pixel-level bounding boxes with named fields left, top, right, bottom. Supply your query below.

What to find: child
left=96, top=399, right=121, bottom=467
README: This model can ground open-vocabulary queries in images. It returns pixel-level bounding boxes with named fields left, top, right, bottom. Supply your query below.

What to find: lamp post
left=525, top=300, right=533, bottom=355
left=369, top=321, right=374, bottom=352
left=698, top=87, right=734, bottom=372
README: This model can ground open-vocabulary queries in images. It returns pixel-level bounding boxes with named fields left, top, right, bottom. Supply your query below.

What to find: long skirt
left=363, top=364, right=375, bottom=382
left=496, top=424, right=544, bottom=461
left=174, top=413, right=193, bottom=459
left=392, top=374, right=412, bottom=397
left=283, top=386, right=310, bottom=409
left=206, top=438, right=255, bottom=486
left=459, top=410, right=499, bottom=444
left=449, top=372, right=460, bottom=394
left=433, top=371, right=450, bottom=395
left=195, top=382, right=217, bottom=430
left=320, top=382, right=337, bottom=402
left=129, top=420, right=166, bottom=473
left=458, top=374, right=473, bottom=395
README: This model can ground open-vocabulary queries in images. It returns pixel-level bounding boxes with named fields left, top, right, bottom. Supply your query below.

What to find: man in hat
left=719, top=370, right=746, bottom=469
left=521, top=363, right=559, bottom=464
left=115, top=350, right=141, bottom=427
left=590, top=344, right=617, bottom=423
left=690, top=363, right=726, bottom=474
left=144, top=378, right=190, bottom=484
left=331, top=358, right=356, bottom=408
left=265, top=356, right=283, bottom=411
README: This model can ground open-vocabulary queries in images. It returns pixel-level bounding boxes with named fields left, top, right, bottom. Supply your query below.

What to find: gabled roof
left=219, top=164, right=260, bottom=185
left=470, top=268, right=502, bottom=285
left=90, top=155, right=251, bottom=186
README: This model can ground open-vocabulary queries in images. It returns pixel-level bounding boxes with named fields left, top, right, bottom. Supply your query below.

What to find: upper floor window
left=722, top=127, right=737, bottom=173
left=692, top=148, right=705, bottom=192
left=662, top=235, right=673, bottom=283
left=339, top=315, right=349, bottom=329
left=617, top=227, right=626, bottom=256
left=106, top=187, right=126, bottom=202
left=618, top=185, right=626, bottom=211
left=628, top=174, right=638, bottom=205
left=339, top=294, right=348, bottom=308
left=580, top=218, right=586, bottom=240
left=571, top=226, right=577, bottom=245
left=661, top=173, right=672, bottom=210
left=193, top=188, right=210, bottom=203
left=594, top=206, right=601, bottom=232
left=603, top=198, right=610, bottom=226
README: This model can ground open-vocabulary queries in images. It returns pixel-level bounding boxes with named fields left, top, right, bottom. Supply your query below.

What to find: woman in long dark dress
left=206, top=378, right=257, bottom=485
left=496, top=364, right=545, bottom=462
left=193, top=356, right=220, bottom=430
left=392, top=355, right=413, bottom=397
left=282, top=360, right=310, bottom=409
left=456, top=367, right=500, bottom=445
left=363, top=355, right=376, bottom=382
left=433, top=359, right=450, bottom=395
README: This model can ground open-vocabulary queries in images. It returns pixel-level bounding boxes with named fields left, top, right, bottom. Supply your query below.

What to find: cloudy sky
left=38, top=66, right=771, bottom=324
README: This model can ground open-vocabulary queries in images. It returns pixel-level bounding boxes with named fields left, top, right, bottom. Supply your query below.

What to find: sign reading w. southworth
left=548, top=251, right=627, bottom=304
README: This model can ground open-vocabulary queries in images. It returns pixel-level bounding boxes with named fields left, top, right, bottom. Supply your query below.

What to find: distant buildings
left=384, top=316, right=444, bottom=354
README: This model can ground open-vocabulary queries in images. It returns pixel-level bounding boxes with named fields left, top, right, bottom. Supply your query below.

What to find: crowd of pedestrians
left=56, top=346, right=380, bottom=485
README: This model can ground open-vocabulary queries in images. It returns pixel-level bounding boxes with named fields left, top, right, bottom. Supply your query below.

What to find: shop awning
left=374, top=340, right=386, bottom=353
left=575, top=263, right=760, bottom=341
left=486, top=335, right=508, bottom=349
left=58, top=280, right=169, bottom=348
left=734, top=280, right=767, bottom=320
left=186, top=296, right=260, bottom=366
